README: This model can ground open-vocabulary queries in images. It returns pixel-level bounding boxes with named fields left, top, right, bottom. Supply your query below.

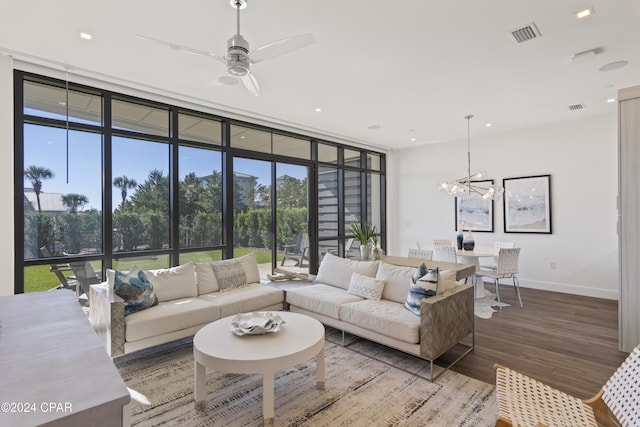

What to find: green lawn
left=24, top=248, right=278, bottom=293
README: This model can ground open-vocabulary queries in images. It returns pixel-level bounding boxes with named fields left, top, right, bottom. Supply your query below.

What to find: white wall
left=388, top=114, right=618, bottom=299
left=0, top=55, right=15, bottom=296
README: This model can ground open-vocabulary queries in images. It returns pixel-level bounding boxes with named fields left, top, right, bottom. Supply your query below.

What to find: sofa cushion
left=209, top=253, right=261, bottom=290
left=234, top=252, right=261, bottom=283
left=195, top=262, right=219, bottom=294
left=198, top=283, right=283, bottom=317
left=286, top=284, right=363, bottom=319
left=339, top=299, right=420, bottom=344
left=347, top=273, right=385, bottom=301
left=316, top=252, right=379, bottom=290
left=405, top=266, right=438, bottom=316
left=439, top=269, right=457, bottom=292
left=112, top=267, right=158, bottom=316
left=210, top=258, right=247, bottom=291
left=376, top=262, right=414, bottom=304
left=146, top=262, right=198, bottom=303
left=125, top=296, right=220, bottom=342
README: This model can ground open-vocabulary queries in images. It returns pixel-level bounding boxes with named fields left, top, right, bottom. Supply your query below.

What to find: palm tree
left=61, top=193, right=89, bottom=213
left=24, top=165, right=54, bottom=212
left=113, top=175, right=137, bottom=206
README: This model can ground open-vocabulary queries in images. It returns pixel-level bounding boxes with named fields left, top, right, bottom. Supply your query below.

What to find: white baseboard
left=481, top=277, right=618, bottom=300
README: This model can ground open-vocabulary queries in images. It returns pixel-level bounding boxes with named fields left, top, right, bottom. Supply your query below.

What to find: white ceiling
left=2, top=0, right=640, bottom=151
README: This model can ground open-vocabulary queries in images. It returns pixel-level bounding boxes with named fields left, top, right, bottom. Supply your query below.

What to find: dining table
left=455, top=247, right=499, bottom=298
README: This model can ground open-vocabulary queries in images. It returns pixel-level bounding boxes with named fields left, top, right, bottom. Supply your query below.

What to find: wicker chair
left=476, top=247, right=523, bottom=308
left=407, top=248, right=433, bottom=260
left=494, top=344, right=640, bottom=427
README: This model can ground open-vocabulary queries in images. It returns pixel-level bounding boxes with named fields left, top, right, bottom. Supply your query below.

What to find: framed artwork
left=454, top=180, right=494, bottom=232
left=503, top=175, right=552, bottom=233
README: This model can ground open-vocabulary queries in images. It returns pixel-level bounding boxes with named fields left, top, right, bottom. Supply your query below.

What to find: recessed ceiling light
left=599, top=61, right=629, bottom=72
left=314, top=107, right=322, bottom=112
left=607, top=98, right=616, bottom=103
left=576, top=7, right=594, bottom=19
left=410, top=137, right=416, bottom=142
left=367, top=125, right=381, bottom=130
left=80, top=32, right=92, bottom=40
left=485, top=123, right=492, bottom=127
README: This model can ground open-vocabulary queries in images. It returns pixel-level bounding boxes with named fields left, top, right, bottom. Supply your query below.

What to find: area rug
left=115, top=332, right=497, bottom=426
left=474, top=292, right=510, bottom=319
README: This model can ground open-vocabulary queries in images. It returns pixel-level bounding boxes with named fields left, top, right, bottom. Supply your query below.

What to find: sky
left=23, top=121, right=307, bottom=211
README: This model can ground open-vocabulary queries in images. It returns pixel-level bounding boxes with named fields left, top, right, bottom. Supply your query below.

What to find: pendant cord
left=465, top=114, right=473, bottom=195
left=65, top=70, right=69, bottom=184
left=236, top=1, right=241, bottom=34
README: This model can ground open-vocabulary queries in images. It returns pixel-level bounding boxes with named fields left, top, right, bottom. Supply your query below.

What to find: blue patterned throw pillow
left=114, top=267, right=158, bottom=316
left=404, top=264, right=438, bottom=316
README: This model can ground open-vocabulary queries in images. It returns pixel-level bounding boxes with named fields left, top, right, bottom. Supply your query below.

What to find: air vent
left=569, top=103, right=585, bottom=111
left=509, top=22, right=542, bottom=43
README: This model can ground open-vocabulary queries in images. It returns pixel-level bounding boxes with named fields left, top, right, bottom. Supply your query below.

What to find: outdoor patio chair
left=68, top=261, right=102, bottom=299
left=494, top=343, right=640, bottom=427
left=40, top=246, right=74, bottom=290
left=280, top=233, right=310, bottom=267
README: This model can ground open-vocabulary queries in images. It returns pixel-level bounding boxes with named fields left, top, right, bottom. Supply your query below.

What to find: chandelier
left=438, top=114, right=503, bottom=200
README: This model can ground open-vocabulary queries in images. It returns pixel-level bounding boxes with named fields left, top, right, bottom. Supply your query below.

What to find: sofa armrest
left=89, top=284, right=125, bottom=357
left=419, top=283, right=474, bottom=361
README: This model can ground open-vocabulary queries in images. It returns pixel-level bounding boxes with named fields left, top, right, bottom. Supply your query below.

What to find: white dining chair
left=480, top=241, right=516, bottom=271
left=476, top=247, right=523, bottom=308
left=433, top=239, right=453, bottom=247
left=495, top=241, right=516, bottom=249
left=407, top=248, right=433, bottom=260
left=433, top=246, right=457, bottom=263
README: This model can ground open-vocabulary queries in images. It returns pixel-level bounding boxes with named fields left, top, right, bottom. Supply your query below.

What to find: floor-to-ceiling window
left=15, top=71, right=385, bottom=294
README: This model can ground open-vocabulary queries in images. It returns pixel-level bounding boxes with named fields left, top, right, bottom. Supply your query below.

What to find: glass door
left=275, top=162, right=309, bottom=274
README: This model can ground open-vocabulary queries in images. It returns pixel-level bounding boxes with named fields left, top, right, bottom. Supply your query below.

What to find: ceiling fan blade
left=250, top=33, right=316, bottom=63
left=240, top=73, right=260, bottom=96
left=136, top=35, right=226, bottom=63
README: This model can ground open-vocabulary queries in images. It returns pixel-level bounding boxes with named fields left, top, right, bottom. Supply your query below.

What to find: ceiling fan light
left=228, top=63, right=249, bottom=76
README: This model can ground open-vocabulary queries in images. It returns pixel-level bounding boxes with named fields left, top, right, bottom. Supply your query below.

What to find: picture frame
left=503, top=174, right=552, bottom=233
left=454, top=180, right=494, bottom=232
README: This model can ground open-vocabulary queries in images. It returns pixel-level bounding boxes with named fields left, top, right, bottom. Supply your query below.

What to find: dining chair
left=476, top=248, right=523, bottom=308
left=407, top=248, right=433, bottom=260
left=493, top=343, right=640, bottom=427
left=433, top=246, right=457, bottom=263
left=433, top=239, right=453, bottom=247
left=480, top=241, right=516, bottom=271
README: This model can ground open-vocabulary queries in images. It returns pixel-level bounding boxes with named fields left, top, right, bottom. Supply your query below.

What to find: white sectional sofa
left=285, top=253, right=474, bottom=380
left=89, top=253, right=284, bottom=356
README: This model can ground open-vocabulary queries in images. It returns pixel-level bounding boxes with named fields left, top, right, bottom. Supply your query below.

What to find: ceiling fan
left=137, top=0, right=315, bottom=96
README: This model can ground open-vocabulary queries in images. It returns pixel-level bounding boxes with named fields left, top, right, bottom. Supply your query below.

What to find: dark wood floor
left=449, top=283, right=628, bottom=399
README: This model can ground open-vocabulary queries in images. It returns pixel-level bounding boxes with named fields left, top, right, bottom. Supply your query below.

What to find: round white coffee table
left=193, top=311, right=325, bottom=425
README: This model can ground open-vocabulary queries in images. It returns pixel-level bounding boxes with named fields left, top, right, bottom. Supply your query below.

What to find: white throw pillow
left=347, top=272, right=386, bottom=301
left=145, top=262, right=198, bottom=302
left=439, top=269, right=457, bottom=293
left=376, top=261, right=415, bottom=303
left=194, top=262, right=219, bottom=294
left=316, top=252, right=379, bottom=290
left=235, top=252, right=261, bottom=284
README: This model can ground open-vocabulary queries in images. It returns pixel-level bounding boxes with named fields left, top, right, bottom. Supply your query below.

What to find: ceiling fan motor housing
left=227, top=34, right=250, bottom=76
